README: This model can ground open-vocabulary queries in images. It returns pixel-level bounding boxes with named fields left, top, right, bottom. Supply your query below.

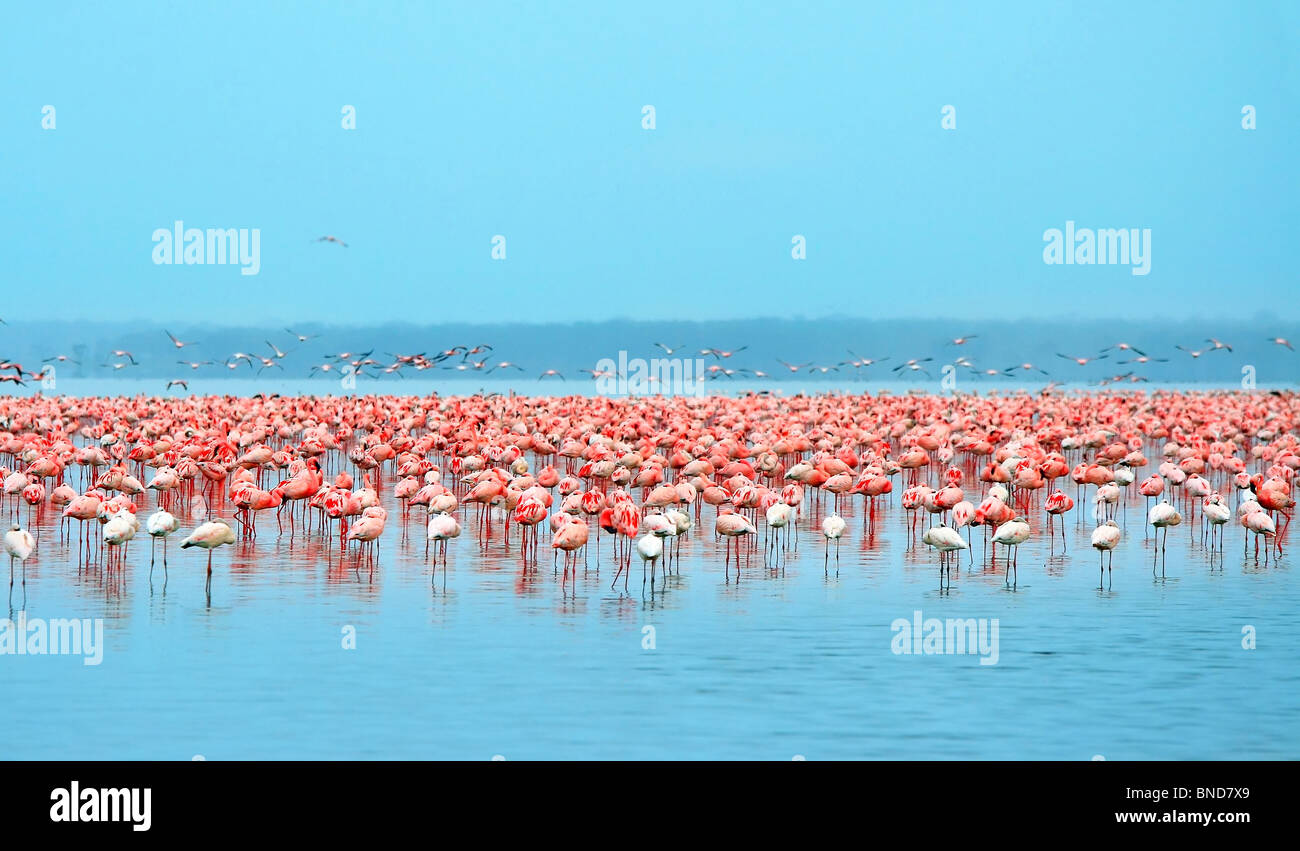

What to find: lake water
left=2, top=375, right=1279, bottom=400
left=0, top=383, right=1296, bottom=760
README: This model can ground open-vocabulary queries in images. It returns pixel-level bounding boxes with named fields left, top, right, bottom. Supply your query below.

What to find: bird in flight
left=108, top=349, right=138, bottom=365
left=654, top=343, right=685, bottom=356
left=315, top=235, right=348, bottom=247
left=1005, top=363, right=1049, bottom=376
left=776, top=359, right=812, bottom=373
left=891, top=357, right=933, bottom=373
left=538, top=369, right=565, bottom=381
left=447, top=359, right=490, bottom=372
left=1267, top=337, right=1294, bottom=351
left=178, top=360, right=213, bottom=370
left=166, top=330, right=197, bottom=349
left=166, top=379, right=189, bottom=391
left=1120, top=354, right=1168, bottom=365
left=432, top=346, right=467, bottom=362
left=286, top=328, right=319, bottom=343
left=948, top=335, right=977, bottom=346
left=842, top=351, right=889, bottom=369
left=255, top=356, right=284, bottom=375
left=265, top=341, right=289, bottom=360
left=43, top=354, right=80, bottom=365
left=488, top=361, right=524, bottom=373
left=1100, top=342, right=1146, bottom=356
left=702, top=346, right=747, bottom=359
left=1205, top=338, right=1233, bottom=353
left=1175, top=345, right=1207, bottom=359
left=1056, top=353, right=1107, bottom=366
left=1099, top=372, right=1146, bottom=386
left=327, top=349, right=373, bottom=361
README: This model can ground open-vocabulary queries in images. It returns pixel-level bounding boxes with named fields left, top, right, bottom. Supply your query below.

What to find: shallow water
left=1, top=470, right=1295, bottom=760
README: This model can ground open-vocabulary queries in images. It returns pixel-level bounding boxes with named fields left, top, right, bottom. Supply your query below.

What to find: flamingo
left=991, top=516, right=1031, bottom=585
left=1203, top=495, right=1231, bottom=551
left=181, top=520, right=237, bottom=599
left=426, top=513, right=462, bottom=590
left=1044, top=489, right=1074, bottom=549
left=165, top=330, right=198, bottom=349
left=716, top=512, right=756, bottom=580
left=3, top=523, right=35, bottom=592
left=345, top=512, right=386, bottom=567
left=921, top=525, right=967, bottom=588
left=1090, top=521, right=1121, bottom=589
left=146, top=509, right=180, bottom=580
left=552, top=519, right=589, bottom=594
left=636, top=532, right=664, bottom=588
left=821, top=514, right=846, bottom=572
left=1243, top=509, right=1277, bottom=562
left=1148, top=499, right=1183, bottom=572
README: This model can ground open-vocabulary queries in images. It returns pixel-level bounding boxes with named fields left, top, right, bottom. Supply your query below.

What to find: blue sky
left=2, top=1, right=1295, bottom=325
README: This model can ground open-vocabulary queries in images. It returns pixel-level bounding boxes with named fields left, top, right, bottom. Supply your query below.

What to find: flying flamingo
left=166, top=330, right=198, bottom=349
left=1056, top=353, right=1107, bottom=366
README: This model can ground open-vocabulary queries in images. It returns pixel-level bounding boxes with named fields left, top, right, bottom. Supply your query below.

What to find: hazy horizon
left=3, top=316, right=1296, bottom=387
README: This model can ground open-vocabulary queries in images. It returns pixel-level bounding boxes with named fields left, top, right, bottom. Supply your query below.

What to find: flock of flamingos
left=0, top=387, right=1294, bottom=604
